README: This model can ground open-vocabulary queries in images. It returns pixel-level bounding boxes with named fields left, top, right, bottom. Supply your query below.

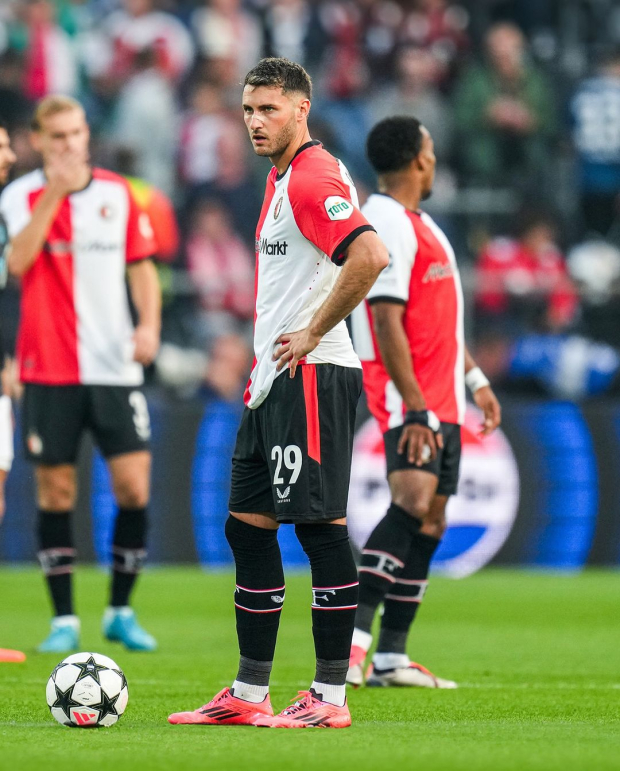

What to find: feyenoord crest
left=347, top=406, right=519, bottom=578
left=274, top=196, right=283, bottom=220
left=100, top=204, right=116, bottom=220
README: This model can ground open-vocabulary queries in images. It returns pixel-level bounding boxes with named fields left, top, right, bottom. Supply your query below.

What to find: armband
left=465, top=366, right=490, bottom=393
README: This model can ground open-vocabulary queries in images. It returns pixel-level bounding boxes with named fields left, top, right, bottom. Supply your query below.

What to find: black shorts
left=383, top=421, right=462, bottom=497
left=229, top=364, right=362, bottom=523
left=22, top=384, right=151, bottom=465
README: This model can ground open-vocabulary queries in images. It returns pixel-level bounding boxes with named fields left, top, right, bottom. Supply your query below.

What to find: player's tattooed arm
left=127, top=259, right=161, bottom=366
left=273, top=230, right=389, bottom=377
left=372, top=301, right=443, bottom=465
left=464, top=347, right=501, bottom=436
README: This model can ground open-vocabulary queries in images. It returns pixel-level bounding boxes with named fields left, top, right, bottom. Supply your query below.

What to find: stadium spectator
left=112, top=46, right=178, bottom=197
left=475, top=207, right=578, bottom=335
left=453, top=22, right=556, bottom=191
left=180, top=78, right=259, bottom=242
left=370, top=45, right=453, bottom=165
left=186, top=199, right=254, bottom=346
left=102, top=0, right=194, bottom=84
left=0, top=50, right=34, bottom=129
left=263, top=0, right=326, bottom=69
left=402, top=0, right=470, bottom=84
left=570, top=50, right=620, bottom=238
left=11, top=0, right=77, bottom=100
left=191, top=0, right=262, bottom=85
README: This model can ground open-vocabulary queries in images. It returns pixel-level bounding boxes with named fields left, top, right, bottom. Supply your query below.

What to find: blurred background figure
left=570, top=50, right=620, bottom=239
left=186, top=199, right=254, bottom=348
left=475, top=207, right=578, bottom=337
left=112, top=45, right=178, bottom=196
left=191, top=0, right=262, bottom=86
left=453, top=22, right=556, bottom=195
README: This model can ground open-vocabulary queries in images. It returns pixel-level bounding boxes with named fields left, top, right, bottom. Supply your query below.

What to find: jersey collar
left=275, top=140, right=322, bottom=181
left=375, top=191, right=422, bottom=215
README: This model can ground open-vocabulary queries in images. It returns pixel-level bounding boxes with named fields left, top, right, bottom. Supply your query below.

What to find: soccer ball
left=46, top=652, right=128, bottom=727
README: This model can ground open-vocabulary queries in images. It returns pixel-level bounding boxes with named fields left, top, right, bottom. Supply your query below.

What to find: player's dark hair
left=0, top=116, right=7, bottom=132
left=244, top=57, right=312, bottom=100
left=366, top=117, right=423, bottom=174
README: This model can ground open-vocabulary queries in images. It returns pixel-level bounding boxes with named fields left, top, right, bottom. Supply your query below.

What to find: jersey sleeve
left=289, top=170, right=374, bottom=266
left=0, top=183, right=32, bottom=239
left=366, top=211, right=417, bottom=304
left=125, top=183, right=157, bottom=263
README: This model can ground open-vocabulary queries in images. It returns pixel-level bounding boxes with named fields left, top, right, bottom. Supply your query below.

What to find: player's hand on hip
left=397, top=423, right=443, bottom=467
left=473, top=386, right=501, bottom=436
left=132, top=325, right=160, bottom=366
left=273, top=328, right=321, bottom=378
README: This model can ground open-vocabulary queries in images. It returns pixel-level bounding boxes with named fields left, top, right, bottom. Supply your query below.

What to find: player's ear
left=297, top=98, right=311, bottom=121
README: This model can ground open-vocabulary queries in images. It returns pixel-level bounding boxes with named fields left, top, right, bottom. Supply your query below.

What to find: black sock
left=355, top=503, right=421, bottom=633
left=377, top=531, right=440, bottom=654
left=110, top=507, right=148, bottom=608
left=225, top=516, right=284, bottom=683
left=37, top=509, right=75, bottom=617
left=295, top=523, right=358, bottom=686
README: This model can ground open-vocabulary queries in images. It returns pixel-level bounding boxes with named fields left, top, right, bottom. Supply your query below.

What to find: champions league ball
left=46, top=652, right=128, bottom=727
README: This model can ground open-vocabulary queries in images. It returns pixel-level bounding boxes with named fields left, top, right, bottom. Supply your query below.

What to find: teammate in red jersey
left=169, top=58, right=388, bottom=729
left=0, top=96, right=161, bottom=653
left=349, top=117, right=501, bottom=688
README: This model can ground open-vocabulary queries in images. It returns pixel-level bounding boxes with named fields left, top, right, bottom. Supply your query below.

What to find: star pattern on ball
left=96, top=688, right=120, bottom=721
left=112, top=668, right=128, bottom=690
left=52, top=683, right=80, bottom=723
left=73, top=655, right=108, bottom=684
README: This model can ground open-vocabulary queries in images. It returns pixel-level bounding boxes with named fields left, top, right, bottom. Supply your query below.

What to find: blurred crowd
left=2, top=0, right=620, bottom=400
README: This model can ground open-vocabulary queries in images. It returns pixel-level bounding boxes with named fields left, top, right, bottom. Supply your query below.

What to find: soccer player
left=0, top=119, right=16, bottom=526
left=0, top=95, right=161, bottom=653
left=168, top=58, right=388, bottom=729
left=348, top=117, right=501, bottom=688
left=0, top=120, right=27, bottom=664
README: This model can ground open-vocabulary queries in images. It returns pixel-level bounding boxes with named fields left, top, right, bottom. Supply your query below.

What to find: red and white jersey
left=0, top=168, right=156, bottom=386
left=245, top=141, right=373, bottom=409
left=351, top=193, right=465, bottom=431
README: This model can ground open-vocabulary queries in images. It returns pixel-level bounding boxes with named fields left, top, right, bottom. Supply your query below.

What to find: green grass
left=1, top=567, right=619, bottom=771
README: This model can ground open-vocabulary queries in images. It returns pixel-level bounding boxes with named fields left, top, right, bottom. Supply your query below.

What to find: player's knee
left=392, top=496, right=432, bottom=523
left=421, top=514, right=447, bottom=539
left=114, top=479, right=149, bottom=509
left=37, top=475, right=76, bottom=511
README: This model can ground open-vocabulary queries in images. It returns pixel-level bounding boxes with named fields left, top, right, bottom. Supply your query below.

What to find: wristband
left=465, top=366, right=490, bottom=394
left=403, top=409, right=441, bottom=433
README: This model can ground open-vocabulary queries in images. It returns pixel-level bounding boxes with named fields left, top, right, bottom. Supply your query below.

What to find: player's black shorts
left=22, top=384, right=151, bottom=465
left=383, top=421, right=462, bottom=497
left=229, top=364, right=363, bottom=523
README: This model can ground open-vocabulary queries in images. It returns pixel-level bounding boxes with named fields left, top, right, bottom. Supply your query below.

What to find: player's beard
left=254, top=116, right=297, bottom=159
left=421, top=187, right=433, bottom=201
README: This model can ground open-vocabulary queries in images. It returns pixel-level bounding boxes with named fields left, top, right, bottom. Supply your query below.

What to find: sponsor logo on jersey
left=273, top=196, right=283, bottom=220
left=276, top=486, right=291, bottom=502
left=47, top=239, right=122, bottom=255
left=348, top=407, right=519, bottom=578
left=255, top=237, right=288, bottom=256
left=324, top=196, right=353, bottom=221
left=422, top=262, right=455, bottom=283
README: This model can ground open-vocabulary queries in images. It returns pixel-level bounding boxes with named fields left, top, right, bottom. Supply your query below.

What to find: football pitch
left=1, top=567, right=619, bottom=771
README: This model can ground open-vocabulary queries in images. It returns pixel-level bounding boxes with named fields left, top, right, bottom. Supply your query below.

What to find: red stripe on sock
left=302, top=364, right=321, bottom=464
